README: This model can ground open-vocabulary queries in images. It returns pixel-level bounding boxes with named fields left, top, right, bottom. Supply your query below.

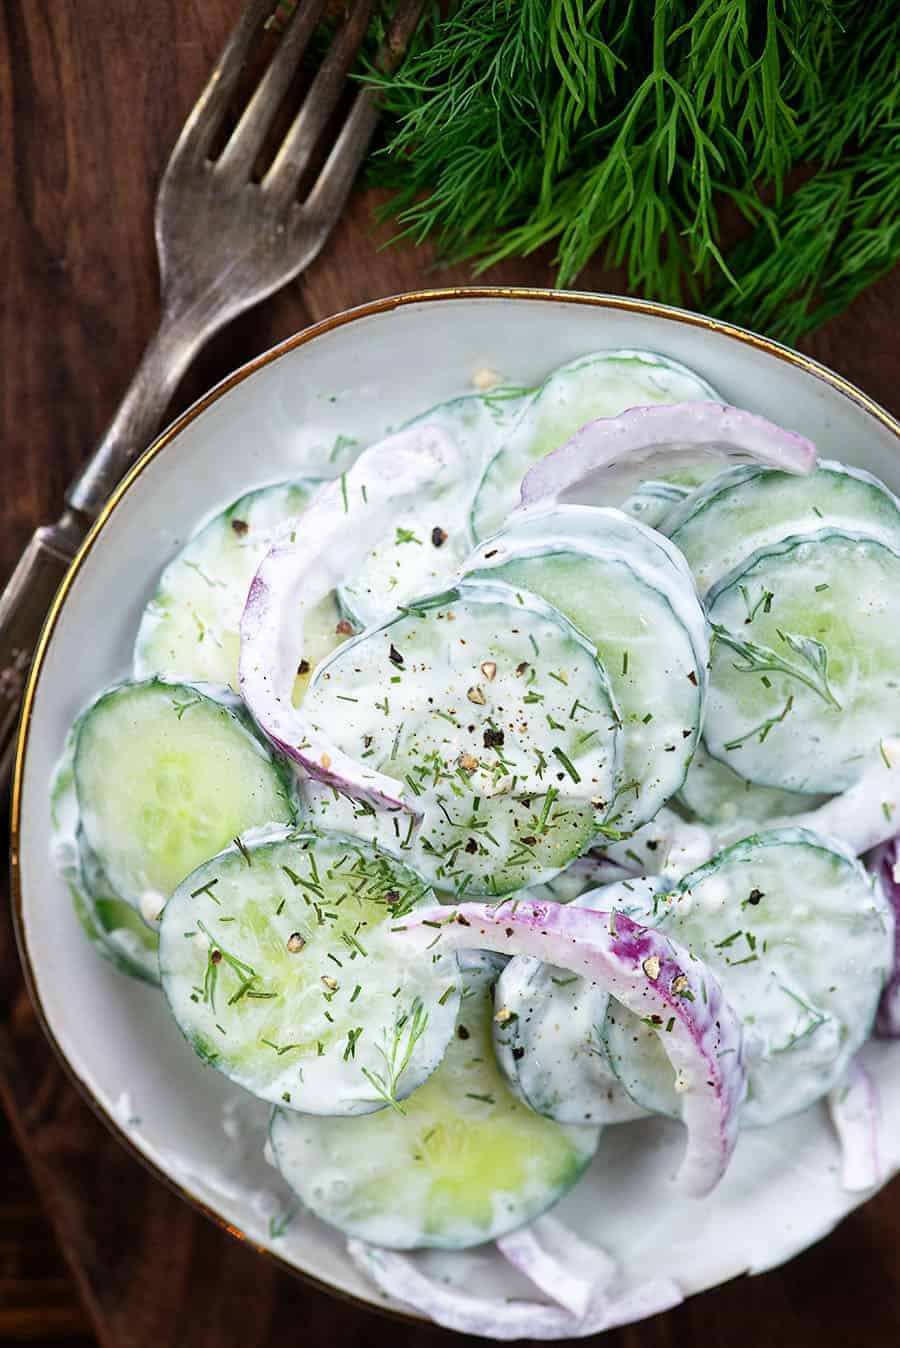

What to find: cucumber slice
left=468, top=506, right=707, bottom=831
left=306, top=579, right=621, bottom=803
left=678, top=742, right=830, bottom=829
left=667, top=460, right=900, bottom=594
left=300, top=778, right=600, bottom=899
left=470, top=350, right=719, bottom=541
left=524, top=851, right=629, bottom=905
left=603, top=828, right=894, bottom=1126
left=159, top=829, right=460, bottom=1114
left=72, top=679, right=298, bottom=921
left=77, top=832, right=161, bottom=983
left=301, top=578, right=623, bottom=895
left=703, top=531, right=900, bottom=793
left=51, top=740, right=159, bottom=983
left=269, top=951, right=599, bottom=1248
left=134, top=481, right=346, bottom=698
left=338, top=388, right=534, bottom=629
left=621, top=480, right=691, bottom=529
left=493, top=878, right=664, bottom=1125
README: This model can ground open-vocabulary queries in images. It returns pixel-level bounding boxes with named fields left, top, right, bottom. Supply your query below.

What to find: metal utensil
left=0, top=0, right=422, bottom=783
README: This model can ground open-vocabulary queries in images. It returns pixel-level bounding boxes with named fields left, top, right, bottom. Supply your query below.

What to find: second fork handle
left=66, top=307, right=207, bottom=522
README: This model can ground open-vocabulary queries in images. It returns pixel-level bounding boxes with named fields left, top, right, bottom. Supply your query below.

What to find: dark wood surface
left=1, top=3, right=899, bottom=1345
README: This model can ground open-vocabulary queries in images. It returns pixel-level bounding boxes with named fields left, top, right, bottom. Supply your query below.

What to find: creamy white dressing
left=240, top=421, right=467, bottom=811
left=604, top=829, right=895, bottom=1128
left=466, top=505, right=708, bottom=830
left=471, top=350, right=723, bottom=541
left=338, top=391, right=533, bottom=629
left=49, top=343, right=900, bottom=1331
left=702, top=531, right=900, bottom=794
left=270, top=951, right=598, bottom=1250
left=158, top=830, right=460, bottom=1115
left=306, top=582, right=621, bottom=804
left=494, top=878, right=666, bottom=1126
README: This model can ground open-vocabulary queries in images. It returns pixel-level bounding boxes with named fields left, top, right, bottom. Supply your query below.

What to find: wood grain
left=1, top=2, right=899, bottom=1346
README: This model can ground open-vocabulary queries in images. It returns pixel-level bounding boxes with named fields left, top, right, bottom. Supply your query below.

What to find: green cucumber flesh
left=468, top=507, right=707, bottom=831
left=302, top=578, right=622, bottom=895
left=703, top=531, right=900, bottom=793
left=493, top=877, right=663, bottom=1125
left=667, top=460, right=900, bottom=594
left=51, top=733, right=159, bottom=983
left=678, top=742, right=830, bottom=829
left=134, top=480, right=346, bottom=698
left=159, top=829, right=460, bottom=1114
left=269, top=950, right=598, bottom=1248
left=73, top=679, right=298, bottom=922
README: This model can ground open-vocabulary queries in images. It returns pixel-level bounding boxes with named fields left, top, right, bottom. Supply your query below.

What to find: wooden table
left=2, top=3, right=899, bottom=1344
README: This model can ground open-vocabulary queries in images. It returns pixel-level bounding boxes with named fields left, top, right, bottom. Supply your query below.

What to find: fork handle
left=0, top=306, right=208, bottom=786
left=66, top=307, right=206, bottom=521
left=0, top=515, right=85, bottom=786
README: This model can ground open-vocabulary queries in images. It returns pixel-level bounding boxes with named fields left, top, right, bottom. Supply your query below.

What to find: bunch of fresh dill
left=363, top=0, right=899, bottom=343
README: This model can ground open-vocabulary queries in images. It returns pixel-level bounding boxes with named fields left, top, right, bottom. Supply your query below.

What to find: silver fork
left=0, top=0, right=423, bottom=783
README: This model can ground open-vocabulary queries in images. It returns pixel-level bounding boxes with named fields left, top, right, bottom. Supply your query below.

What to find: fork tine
left=262, top=0, right=379, bottom=205
left=301, top=83, right=379, bottom=227
left=217, top=0, right=330, bottom=179
left=167, top=0, right=274, bottom=164
left=302, top=0, right=427, bottom=222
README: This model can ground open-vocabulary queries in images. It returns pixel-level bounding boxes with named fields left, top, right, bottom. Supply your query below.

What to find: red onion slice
left=873, top=838, right=900, bottom=1038
left=239, top=422, right=460, bottom=812
left=518, top=403, right=817, bottom=510
left=348, top=1239, right=682, bottom=1340
left=828, top=1058, right=883, bottom=1192
left=496, top=1217, right=615, bottom=1318
left=394, top=898, right=747, bottom=1197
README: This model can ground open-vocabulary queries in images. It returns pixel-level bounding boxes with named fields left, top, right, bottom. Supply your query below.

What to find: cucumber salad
left=52, top=350, right=900, bottom=1338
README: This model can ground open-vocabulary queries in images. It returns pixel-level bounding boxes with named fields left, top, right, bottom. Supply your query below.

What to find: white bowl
left=12, top=288, right=900, bottom=1329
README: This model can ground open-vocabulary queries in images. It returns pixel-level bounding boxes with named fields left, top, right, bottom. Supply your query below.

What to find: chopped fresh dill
left=360, top=998, right=429, bottom=1114
left=724, top=696, right=795, bottom=751
left=551, top=746, right=581, bottom=784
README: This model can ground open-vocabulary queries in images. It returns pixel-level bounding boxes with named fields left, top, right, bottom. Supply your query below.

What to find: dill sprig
left=359, top=0, right=899, bottom=342
left=360, top=997, right=429, bottom=1113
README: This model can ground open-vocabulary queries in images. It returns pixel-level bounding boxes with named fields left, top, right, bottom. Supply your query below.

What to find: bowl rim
left=11, top=284, right=900, bottom=1323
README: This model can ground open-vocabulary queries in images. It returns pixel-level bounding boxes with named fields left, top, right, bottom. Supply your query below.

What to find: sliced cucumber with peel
left=302, top=578, right=623, bottom=895
left=72, top=679, right=298, bottom=922
left=493, top=877, right=665, bottom=1125
left=602, top=828, right=894, bottom=1126
left=51, top=739, right=159, bottom=984
left=134, top=480, right=346, bottom=698
left=703, top=531, right=900, bottom=793
left=468, top=506, right=708, bottom=831
left=470, top=349, right=720, bottom=541
left=338, top=388, right=534, bottom=629
left=667, top=460, right=900, bottom=595
left=269, top=950, right=599, bottom=1248
left=678, top=742, right=830, bottom=829
left=306, top=578, right=621, bottom=803
left=621, top=480, right=691, bottom=529
left=159, top=829, right=460, bottom=1114
left=300, top=778, right=600, bottom=900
